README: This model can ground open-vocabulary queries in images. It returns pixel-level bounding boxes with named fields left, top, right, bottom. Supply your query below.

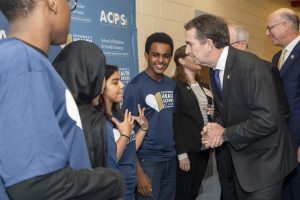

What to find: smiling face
left=103, top=71, right=124, bottom=104
left=266, top=12, right=288, bottom=48
left=144, top=42, right=172, bottom=81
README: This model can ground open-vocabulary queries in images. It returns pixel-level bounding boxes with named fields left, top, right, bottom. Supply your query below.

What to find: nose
left=119, top=81, right=124, bottom=89
left=185, top=45, right=191, bottom=54
left=265, top=28, right=270, bottom=36
left=158, top=55, right=164, bottom=63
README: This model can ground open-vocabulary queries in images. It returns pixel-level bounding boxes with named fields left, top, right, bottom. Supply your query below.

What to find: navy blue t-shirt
left=122, top=71, right=176, bottom=161
left=0, top=39, right=91, bottom=191
left=106, top=120, right=136, bottom=199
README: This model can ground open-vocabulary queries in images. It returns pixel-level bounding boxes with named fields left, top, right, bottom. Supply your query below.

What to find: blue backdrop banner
left=0, top=0, right=138, bottom=84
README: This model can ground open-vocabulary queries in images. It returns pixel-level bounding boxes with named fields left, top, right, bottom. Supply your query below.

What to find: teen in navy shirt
left=122, top=32, right=176, bottom=200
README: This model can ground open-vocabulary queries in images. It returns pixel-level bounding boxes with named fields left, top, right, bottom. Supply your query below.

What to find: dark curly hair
left=145, top=32, right=174, bottom=56
left=184, top=14, right=230, bottom=49
left=0, top=0, right=36, bottom=20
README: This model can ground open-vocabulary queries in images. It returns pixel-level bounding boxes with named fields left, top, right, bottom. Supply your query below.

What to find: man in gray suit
left=184, top=14, right=296, bottom=200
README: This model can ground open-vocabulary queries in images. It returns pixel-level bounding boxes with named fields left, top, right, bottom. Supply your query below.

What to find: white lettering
left=99, top=10, right=128, bottom=27
left=100, top=10, right=107, bottom=23
left=0, top=30, right=7, bottom=39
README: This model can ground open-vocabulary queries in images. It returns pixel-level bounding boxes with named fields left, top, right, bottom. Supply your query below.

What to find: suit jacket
left=262, top=60, right=290, bottom=123
left=272, top=41, right=300, bottom=149
left=173, top=80, right=212, bottom=154
left=210, top=46, right=296, bottom=192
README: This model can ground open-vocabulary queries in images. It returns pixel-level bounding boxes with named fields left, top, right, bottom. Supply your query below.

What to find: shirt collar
left=285, top=35, right=300, bottom=53
left=215, top=46, right=229, bottom=71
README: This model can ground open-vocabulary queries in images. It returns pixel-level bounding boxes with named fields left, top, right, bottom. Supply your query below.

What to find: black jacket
left=173, top=80, right=212, bottom=155
left=53, top=41, right=107, bottom=168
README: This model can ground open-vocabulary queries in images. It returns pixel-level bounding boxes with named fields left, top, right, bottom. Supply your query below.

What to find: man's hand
left=202, top=122, right=224, bottom=148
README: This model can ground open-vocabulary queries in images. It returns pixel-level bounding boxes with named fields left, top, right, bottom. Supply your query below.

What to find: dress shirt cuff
left=178, top=153, right=188, bottom=160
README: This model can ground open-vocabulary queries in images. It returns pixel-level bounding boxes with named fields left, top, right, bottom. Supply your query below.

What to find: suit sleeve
left=173, top=84, right=188, bottom=155
left=226, top=61, right=280, bottom=150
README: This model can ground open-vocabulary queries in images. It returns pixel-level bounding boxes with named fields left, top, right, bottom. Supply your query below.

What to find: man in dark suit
left=266, top=8, right=300, bottom=200
left=184, top=14, right=297, bottom=200
left=229, top=23, right=290, bottom=123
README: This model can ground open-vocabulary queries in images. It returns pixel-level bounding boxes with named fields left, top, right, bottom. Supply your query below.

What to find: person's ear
left=178, top=57, right=185, bottom=66
left=206, top=39, right=214, bottom=51
left=144, top=52, right=149, bottom=60
left=48, top=0, right=58, bottom=14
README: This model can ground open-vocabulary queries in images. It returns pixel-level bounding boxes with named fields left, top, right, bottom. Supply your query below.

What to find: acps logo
left=0, top=30, right=7, bottom=39
left=100, top=10, right=128, bottom=27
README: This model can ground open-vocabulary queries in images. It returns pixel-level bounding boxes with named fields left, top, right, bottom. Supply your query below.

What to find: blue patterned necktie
left=213, top=69, right=222, bottom=101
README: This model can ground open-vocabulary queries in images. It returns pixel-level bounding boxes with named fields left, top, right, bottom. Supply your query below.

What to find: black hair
left=184, top=14, right=230, bottom=49
left=99, top=64, right=124, bottom=121
left=0, top=0, right=36, bottom=20
left=145, top=32, right=174, bottom=55
left=173, top=45, right=202, bottom=84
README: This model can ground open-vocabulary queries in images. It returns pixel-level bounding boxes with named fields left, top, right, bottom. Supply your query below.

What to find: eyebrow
left=150, top=51, right=171, bottom=56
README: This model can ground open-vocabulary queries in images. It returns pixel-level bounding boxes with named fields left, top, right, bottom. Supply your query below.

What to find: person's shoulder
left=163, top=74, right=176, bottom=85
left=0, top=38, right=27, bottom=57
left=128, top=71, right=146, bottom=85
left=0, top=39, right=45, bottom=72
left=233, top=47, right=260, bottom=62
left=231, top=48, right=266, bottom=69
left=1, top=38, right=48, bottom=63
left=199, top=81, right=209, bottom=89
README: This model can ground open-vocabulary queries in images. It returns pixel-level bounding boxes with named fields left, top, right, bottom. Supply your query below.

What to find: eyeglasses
left=69, top=0, right=78, bottom=12
left=266, top=21, right=285, bottom=32
left=230, top=41, right=241, bottom=45
left=230, top=41, right=248, bottom=48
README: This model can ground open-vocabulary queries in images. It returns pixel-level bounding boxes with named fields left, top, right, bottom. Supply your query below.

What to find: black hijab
left=53, top=40, right=107, bottom=168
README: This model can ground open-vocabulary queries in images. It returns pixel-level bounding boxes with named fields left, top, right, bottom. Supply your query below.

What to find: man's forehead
left=268, top=13, right=281, bottom=22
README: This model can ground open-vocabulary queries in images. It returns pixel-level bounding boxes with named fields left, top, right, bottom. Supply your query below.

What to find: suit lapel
left=184, top=82, right=200, bottom=106
left=280, top=41, right=300, bottom=77
left=221, top=47, right=235, bottom=122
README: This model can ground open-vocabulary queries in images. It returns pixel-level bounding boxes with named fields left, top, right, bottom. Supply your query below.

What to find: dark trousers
left=216, top=144, right=242, bottom=200
left=244, top=180, right=283, bottom=200
left=216, top=145, right=284, bottom=200
left=282, top=164, right=300, bottom=200
left=175, top=150, right=210, bottom=200
left=6, top=167, right=125, bottom=200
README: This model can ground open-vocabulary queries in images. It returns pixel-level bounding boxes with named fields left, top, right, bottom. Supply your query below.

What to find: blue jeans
left=137, top=157, right=176, bottom=200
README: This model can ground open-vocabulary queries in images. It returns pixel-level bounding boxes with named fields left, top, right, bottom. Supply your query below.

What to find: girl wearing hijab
left=101, top=64, right=149, bottom=200
left=173, top=45, right=213, bottom=200
left=53, top=40, right=125, bottom=199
